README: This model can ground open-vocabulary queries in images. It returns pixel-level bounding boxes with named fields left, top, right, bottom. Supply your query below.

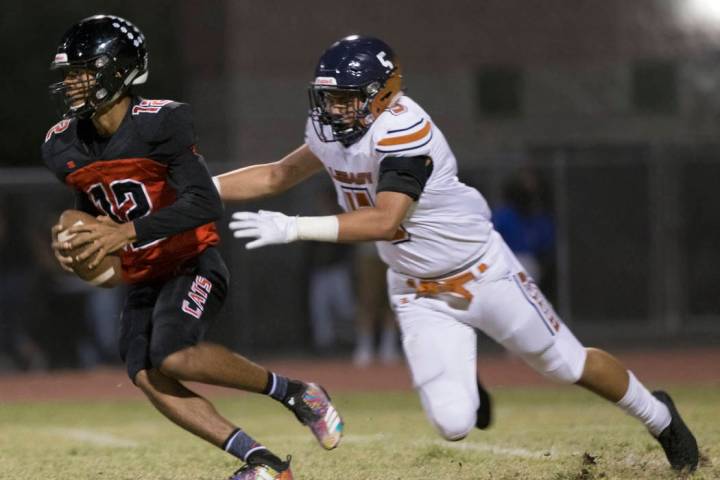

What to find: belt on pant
left=405, top=262, right=488, bottom=301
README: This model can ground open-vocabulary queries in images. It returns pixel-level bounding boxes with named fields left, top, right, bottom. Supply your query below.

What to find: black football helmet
left=49, top=15, right=148, bottom=119
left=309, top=35, right=403, bottom=146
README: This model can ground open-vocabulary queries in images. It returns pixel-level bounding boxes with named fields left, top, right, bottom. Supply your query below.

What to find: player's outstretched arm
left=336, top=191, right=413, bottom=241
left=214, top=144, right=324, bottom=201
left=228, top=191, right=413, bottom=249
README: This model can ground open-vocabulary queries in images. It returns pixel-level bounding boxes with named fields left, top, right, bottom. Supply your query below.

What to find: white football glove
left=229, top=210, right=299, bottom=250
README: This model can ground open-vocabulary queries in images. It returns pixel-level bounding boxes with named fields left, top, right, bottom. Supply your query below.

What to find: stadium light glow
left=678, top=0, right=720, bottom=28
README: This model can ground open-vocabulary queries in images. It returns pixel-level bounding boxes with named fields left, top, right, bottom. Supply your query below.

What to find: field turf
left=1, top=385, right=718, bottom=479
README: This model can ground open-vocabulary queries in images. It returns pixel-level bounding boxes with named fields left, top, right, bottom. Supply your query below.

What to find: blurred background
left=1, top=0, right=719, bottom=373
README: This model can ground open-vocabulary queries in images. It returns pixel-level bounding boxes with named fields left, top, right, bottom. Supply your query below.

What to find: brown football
left=56, top=209, right=124, bottom=288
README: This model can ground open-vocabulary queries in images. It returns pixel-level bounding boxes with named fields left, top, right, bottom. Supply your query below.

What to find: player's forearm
left=336, top=191, right=413, bottom=242
left=336, top=208, right=404, bottom=242
left=135, top=151, right=223, bottom=242
left=213, top=163, right=284, bottom=201
left=215, top=144, right=324, bottom=201
left=134, top=187, right=222, bottom=242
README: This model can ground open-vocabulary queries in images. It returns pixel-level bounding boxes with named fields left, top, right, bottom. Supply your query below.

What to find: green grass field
left=2, top=385, right=718, bottom=480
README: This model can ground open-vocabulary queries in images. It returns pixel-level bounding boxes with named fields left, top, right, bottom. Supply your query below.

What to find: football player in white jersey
left=215, top=35, right=698, bottom=472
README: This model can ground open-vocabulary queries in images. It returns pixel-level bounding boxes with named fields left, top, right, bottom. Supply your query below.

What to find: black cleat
left=652, top=390, right=699, bottom=471
left=475, top=376, right=493, bottom=430
left=283, top=382, right=343, bottom=449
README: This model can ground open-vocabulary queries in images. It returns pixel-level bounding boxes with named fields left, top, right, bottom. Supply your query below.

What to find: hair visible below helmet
left=49, top=14, right=149, bottom=119
left=309, top=35, right=403, bottom=146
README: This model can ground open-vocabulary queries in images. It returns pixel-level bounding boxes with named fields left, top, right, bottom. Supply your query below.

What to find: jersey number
left=341, top=186, right=410, bottom=244
left=87, top=180, right=157, bottom=249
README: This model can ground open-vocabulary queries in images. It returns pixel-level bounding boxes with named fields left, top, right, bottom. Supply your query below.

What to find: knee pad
left=522, top=335, right=586, bottom=384
left=418, top=378, right=477, bottom=440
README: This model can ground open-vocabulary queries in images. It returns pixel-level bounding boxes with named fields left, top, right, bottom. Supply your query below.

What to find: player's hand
left=229, top=210, right=299, bottom=249
left=50, top=224, right=75, bottom=273
left=55, top=216, right=136, bottom=269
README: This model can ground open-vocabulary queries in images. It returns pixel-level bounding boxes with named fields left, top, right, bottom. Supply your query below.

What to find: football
left=56, top=209, right=124, bottom=288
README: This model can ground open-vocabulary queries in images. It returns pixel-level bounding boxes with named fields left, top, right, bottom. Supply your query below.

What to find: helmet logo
left=54, top=53, right=68, bottom=64
left=376, top=51, right=394, bottom=70
left=314, top=76, right=337, bottom=86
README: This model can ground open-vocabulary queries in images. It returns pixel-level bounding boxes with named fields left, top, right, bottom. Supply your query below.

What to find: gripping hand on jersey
left=229, top=210, right=299, bottom=250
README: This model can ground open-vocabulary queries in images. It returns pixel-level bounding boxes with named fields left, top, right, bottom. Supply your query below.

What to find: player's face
left=61, top=69, right=97, bottom=109
left=323, top=91, right=365, bottom=126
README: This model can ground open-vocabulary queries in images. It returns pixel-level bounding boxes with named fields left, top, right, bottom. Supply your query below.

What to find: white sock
left=355, top=332, right=373, bottom=350
left=380, top=326, right=398, bottom=351
left=616, top=371, right=671, bottom=436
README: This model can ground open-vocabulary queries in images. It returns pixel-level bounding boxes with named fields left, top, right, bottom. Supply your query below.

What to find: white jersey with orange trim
left=305, top=95, right=493, bottom=278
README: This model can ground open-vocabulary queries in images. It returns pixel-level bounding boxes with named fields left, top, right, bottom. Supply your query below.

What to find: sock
left=263, top=372, right=289, bottom=402
left=222, top=428, right=266, bottom=462
left=616, top=371, right=671, bottom=436
left=356, top=331, right=373, bottom=351
left=379, top=326, right=399, bottom=359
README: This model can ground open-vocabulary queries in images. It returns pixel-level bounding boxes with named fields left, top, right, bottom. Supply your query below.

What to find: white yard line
left=426, top=439, right=557, bottom=459
left=45, top=427, right=139, bottom=448
left=264, top=432, right=560, bottom=459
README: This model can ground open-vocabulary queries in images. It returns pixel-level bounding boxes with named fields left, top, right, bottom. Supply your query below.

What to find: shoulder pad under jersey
left=372, top=103, right=433, bottom=156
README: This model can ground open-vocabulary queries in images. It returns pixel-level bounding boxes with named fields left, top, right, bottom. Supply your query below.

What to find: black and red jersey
left=41, top=97, right=222, bottom=284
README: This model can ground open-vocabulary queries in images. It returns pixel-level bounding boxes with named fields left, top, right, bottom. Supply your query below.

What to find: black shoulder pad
left=377, top=155, right=434, bottom=201
left=132, top=99, right=196, bottom=158
left=41, top=118, right=78, bottom=180
left=131, top=99, right=191, bottom=142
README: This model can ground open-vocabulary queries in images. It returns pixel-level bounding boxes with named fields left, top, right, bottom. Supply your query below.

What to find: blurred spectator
left=0, top=198, right=48, bottom=371
left=307, top=185, right=356, bottom=354
left=493, top=169, right=556, bottom=291
left=353, top=244, right=400, bottom=367
left=307, top=242, right=356, bottom=355
left=81, top=286, right=124, bottom=366
left=306, top=184, right=401, bottom=366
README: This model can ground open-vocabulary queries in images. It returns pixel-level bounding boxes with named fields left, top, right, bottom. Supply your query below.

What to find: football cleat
left=285, top=382, right=344, bottom=449
left=228, top=457, right=293, bottom=480
left=652, top=390, right=699, bottom=471
left=475, top=376, right=493, bottom=430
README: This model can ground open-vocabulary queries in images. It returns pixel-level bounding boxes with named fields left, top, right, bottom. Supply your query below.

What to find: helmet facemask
left=309, top=85, right=376, bottom=146
left=309, top=68, right=403, bottom=147
left=49, top=54, right=142, bottom=119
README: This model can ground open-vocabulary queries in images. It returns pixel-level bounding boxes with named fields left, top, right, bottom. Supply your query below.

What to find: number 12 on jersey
left=340, top=186, right=410, bottom=244
left=87, top=180, right=161, bottom=250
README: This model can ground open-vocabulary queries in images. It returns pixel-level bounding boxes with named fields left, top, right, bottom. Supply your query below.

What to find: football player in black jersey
left=43, top=15, right=343, bottom=480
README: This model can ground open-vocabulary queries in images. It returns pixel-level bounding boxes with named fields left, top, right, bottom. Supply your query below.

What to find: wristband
left=296, top=215, right=339, bottom=242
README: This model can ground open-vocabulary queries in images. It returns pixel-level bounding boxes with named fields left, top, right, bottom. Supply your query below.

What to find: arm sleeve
left=132, top=106, right=223, bottom=243
left=376, top=155, right=434, bottom=201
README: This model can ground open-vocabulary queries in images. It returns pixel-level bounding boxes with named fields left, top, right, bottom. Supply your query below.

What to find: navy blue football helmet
left=49, top=15, right=148, bottom=119
left=309, top=35, right=403, bottom=146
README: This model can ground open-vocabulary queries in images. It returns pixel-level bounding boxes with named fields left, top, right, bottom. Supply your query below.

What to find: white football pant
left=387, top=231, right=587, bottom=440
